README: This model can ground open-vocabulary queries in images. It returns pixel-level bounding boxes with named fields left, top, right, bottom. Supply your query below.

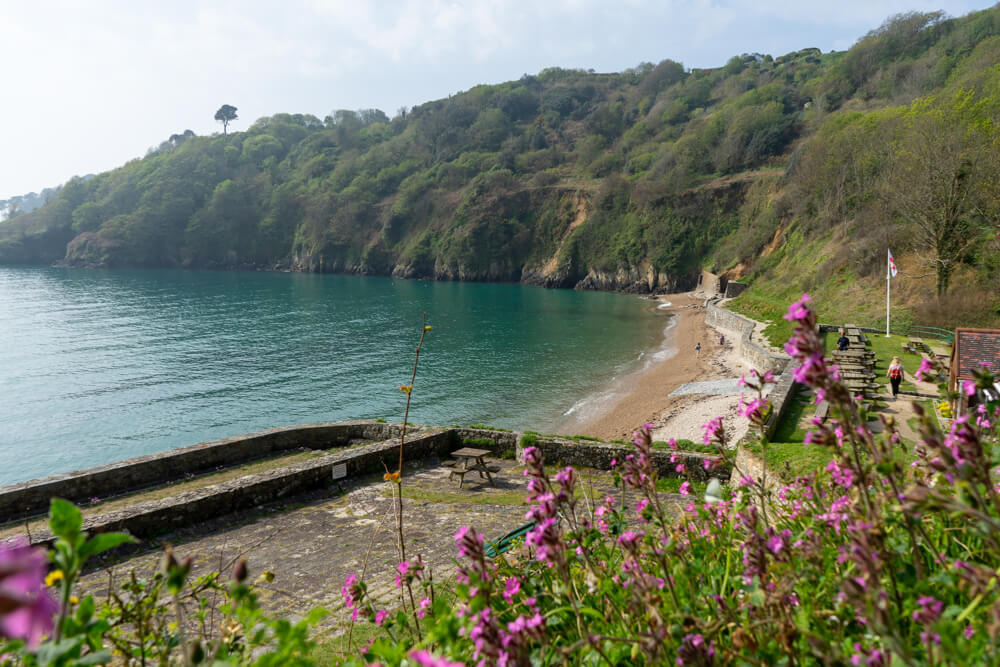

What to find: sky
left=1, top=0, right=996, bottom=201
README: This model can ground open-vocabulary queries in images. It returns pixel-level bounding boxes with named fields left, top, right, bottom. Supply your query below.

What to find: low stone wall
left=0, top=421, right=405, bottom=522
left=761, top=370, right=798, bottom=441
left=28, top=428, right=454, bottom=546
left=519, top=435, right=731, bottom=483
left=450, top=428, right=519, bottom=457
left=705, top=299, right=789, bottom=374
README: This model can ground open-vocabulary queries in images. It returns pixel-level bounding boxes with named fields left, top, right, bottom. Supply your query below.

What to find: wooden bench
left=815, top=400, right=830, bottom=423
left=441, top=460, right=472, bottom=487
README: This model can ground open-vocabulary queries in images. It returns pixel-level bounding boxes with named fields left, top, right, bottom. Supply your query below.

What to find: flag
left=888, top=249, right=898, bottom=278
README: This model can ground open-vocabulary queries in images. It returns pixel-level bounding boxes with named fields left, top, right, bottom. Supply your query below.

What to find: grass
left=655, top=478, right=709, bottom=495
left=726, top=289, right=797, bottom=350
left=770, top=391, right=811, bottom=442
left=385, top=486, right=527, bottom=506
left=744, top=441, right=832, bottom=481
left=651, top=439, right=716, bottom=454
left=467, top=424, right=512, bottom=432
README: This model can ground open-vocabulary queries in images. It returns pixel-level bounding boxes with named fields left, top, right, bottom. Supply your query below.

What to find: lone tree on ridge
left=214, top=104, right=238, bottom=135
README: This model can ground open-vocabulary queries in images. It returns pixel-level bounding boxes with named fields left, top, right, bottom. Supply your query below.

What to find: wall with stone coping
left=28, top=428, right=455, bottom=546
left=0, top=421, right=406, bottom=522
left=761, top=370, right=799, bottom=440
left=518, top=435, right=731, bottom=483
left=705, top=298, right=790, bottom=374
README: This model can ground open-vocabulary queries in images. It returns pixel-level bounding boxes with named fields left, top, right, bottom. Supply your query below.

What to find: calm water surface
left=0, top=267, right=669, bottom=485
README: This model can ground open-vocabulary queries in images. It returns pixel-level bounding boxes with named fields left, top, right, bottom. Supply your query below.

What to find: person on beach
left=719, top=334, right=725, bottom=346
left=695, top=342, right=701, bottom=357
left=837, top=329, right=850, bottom=351
left=887, top=356, right=904, bottom=398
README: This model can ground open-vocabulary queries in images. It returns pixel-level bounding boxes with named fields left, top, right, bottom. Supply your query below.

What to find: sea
left=0, top=266, right=672, bottom=486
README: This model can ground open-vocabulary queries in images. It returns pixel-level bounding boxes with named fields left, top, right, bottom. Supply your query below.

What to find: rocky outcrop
left=575, top=264, right=689, bottom=294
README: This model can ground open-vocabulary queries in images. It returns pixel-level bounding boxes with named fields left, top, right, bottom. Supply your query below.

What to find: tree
left=214, top=105, right=238, bottom=135
left=882, top=91, right=999, bottom=297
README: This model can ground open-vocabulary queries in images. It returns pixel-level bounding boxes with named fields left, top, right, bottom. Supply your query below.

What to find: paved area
left=78, top=455, right=679, bottom=632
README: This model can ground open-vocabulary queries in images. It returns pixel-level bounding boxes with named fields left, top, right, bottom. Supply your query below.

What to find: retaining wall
left=0, top=421, right=405, bottom=522
left=705, top=299, right=790, bottom=374
left=26, top=428, right=454, bottom=545
left=519, top=435, right=730, bottom=483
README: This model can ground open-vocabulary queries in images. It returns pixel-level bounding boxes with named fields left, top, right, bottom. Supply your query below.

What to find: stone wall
left=26, top=428, right=455, bottom=546
left=761, top=370, right=799, bottom=440
left=518, top=435, right=730, bottom=483
left=724, top=281, right=748, bottom=298
left=0, top=421, right=406, bottom=522
left=705, top=299, right=790, bottom=374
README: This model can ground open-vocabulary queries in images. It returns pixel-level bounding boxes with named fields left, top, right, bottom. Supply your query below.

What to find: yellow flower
left=69, top=596, right=79, bottom=605
left=45, top=570, right=64, bottom=586
left=398, top=385, right=412, bottom=394
left=384, top=471, right=401, bottom=483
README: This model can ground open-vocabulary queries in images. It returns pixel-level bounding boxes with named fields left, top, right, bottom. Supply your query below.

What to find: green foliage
left=2, top=4, right=999, bottom=325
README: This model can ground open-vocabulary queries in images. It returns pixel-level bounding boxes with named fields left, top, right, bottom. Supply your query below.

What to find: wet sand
left=564, top=291, right=752, bottom=446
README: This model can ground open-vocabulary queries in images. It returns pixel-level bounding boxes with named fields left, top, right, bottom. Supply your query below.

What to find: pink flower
left=416, top=597, right=431, bottom=619
left=503, top=577, right=521, bottom=603
left=825, top=459, right=855, bottom=488
left=912, top=596, right=943, bottom=625
left=375, top=609, right=389, bottom=625
left=701, top=417, right=724, bottom=445
left=0, top=539, right=57, bottom=648
left=409, top=649, right=465, bottom=667
left=679, top=481, right=691, bottom=496
left=963, top=380, right=976, bottom=397
left=782, top=293, right=812, bottom=322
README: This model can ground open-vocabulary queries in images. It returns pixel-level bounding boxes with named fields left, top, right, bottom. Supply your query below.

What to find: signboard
left=332, top=463, right=347, bottom=480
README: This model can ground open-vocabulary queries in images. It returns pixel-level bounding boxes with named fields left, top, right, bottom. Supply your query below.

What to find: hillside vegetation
left=2, top=7, right=999, bottom=322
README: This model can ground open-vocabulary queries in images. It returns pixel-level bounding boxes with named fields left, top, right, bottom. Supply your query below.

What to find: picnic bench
left=815, top=400, right=830, bottom=423
left=443, top=447, right=498, bottom=488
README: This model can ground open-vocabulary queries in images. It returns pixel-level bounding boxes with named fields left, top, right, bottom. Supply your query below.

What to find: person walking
left=695, top=342, right=702, bottom=357
left=887, top=356, right=904, bottom=398
left=837, top=329, right=850, bottom=352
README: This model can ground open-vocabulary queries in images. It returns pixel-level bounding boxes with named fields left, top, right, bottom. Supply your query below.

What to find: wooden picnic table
left=445, top=447, right=495, bottom=488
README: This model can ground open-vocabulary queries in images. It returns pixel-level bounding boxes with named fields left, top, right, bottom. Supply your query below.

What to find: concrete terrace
left=75, top=454, right=683, bottom=631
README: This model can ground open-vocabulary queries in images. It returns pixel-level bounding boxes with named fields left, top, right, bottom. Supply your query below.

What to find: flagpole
left=885, top=249, right=891, bottom=337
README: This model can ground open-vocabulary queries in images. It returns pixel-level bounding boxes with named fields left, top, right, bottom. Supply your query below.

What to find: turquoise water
left=0, top=267, right=670, bottom=486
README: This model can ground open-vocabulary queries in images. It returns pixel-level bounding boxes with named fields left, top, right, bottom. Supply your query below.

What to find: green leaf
left=75, top=650, right=113, bottom=665
left=36, top=637, right=83, bottom=666
left=79, top=532, right=135, bottom=560
left=49, top=498, right=83, bottom=545
left=75, top=595, right=95, bottom=624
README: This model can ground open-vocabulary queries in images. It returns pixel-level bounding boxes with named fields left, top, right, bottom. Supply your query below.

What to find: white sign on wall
left=332, top=463, right=347, bottom=480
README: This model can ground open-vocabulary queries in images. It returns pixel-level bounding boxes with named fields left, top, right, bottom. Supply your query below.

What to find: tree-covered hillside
left=2, top=7, right=999, bottom=321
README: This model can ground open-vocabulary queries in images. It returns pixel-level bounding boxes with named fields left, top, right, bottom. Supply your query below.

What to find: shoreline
left=561, top=291, right=752, bottom=446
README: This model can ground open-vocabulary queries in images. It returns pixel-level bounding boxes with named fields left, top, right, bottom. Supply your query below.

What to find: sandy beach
left=562, top=291, right=754, bottom=447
